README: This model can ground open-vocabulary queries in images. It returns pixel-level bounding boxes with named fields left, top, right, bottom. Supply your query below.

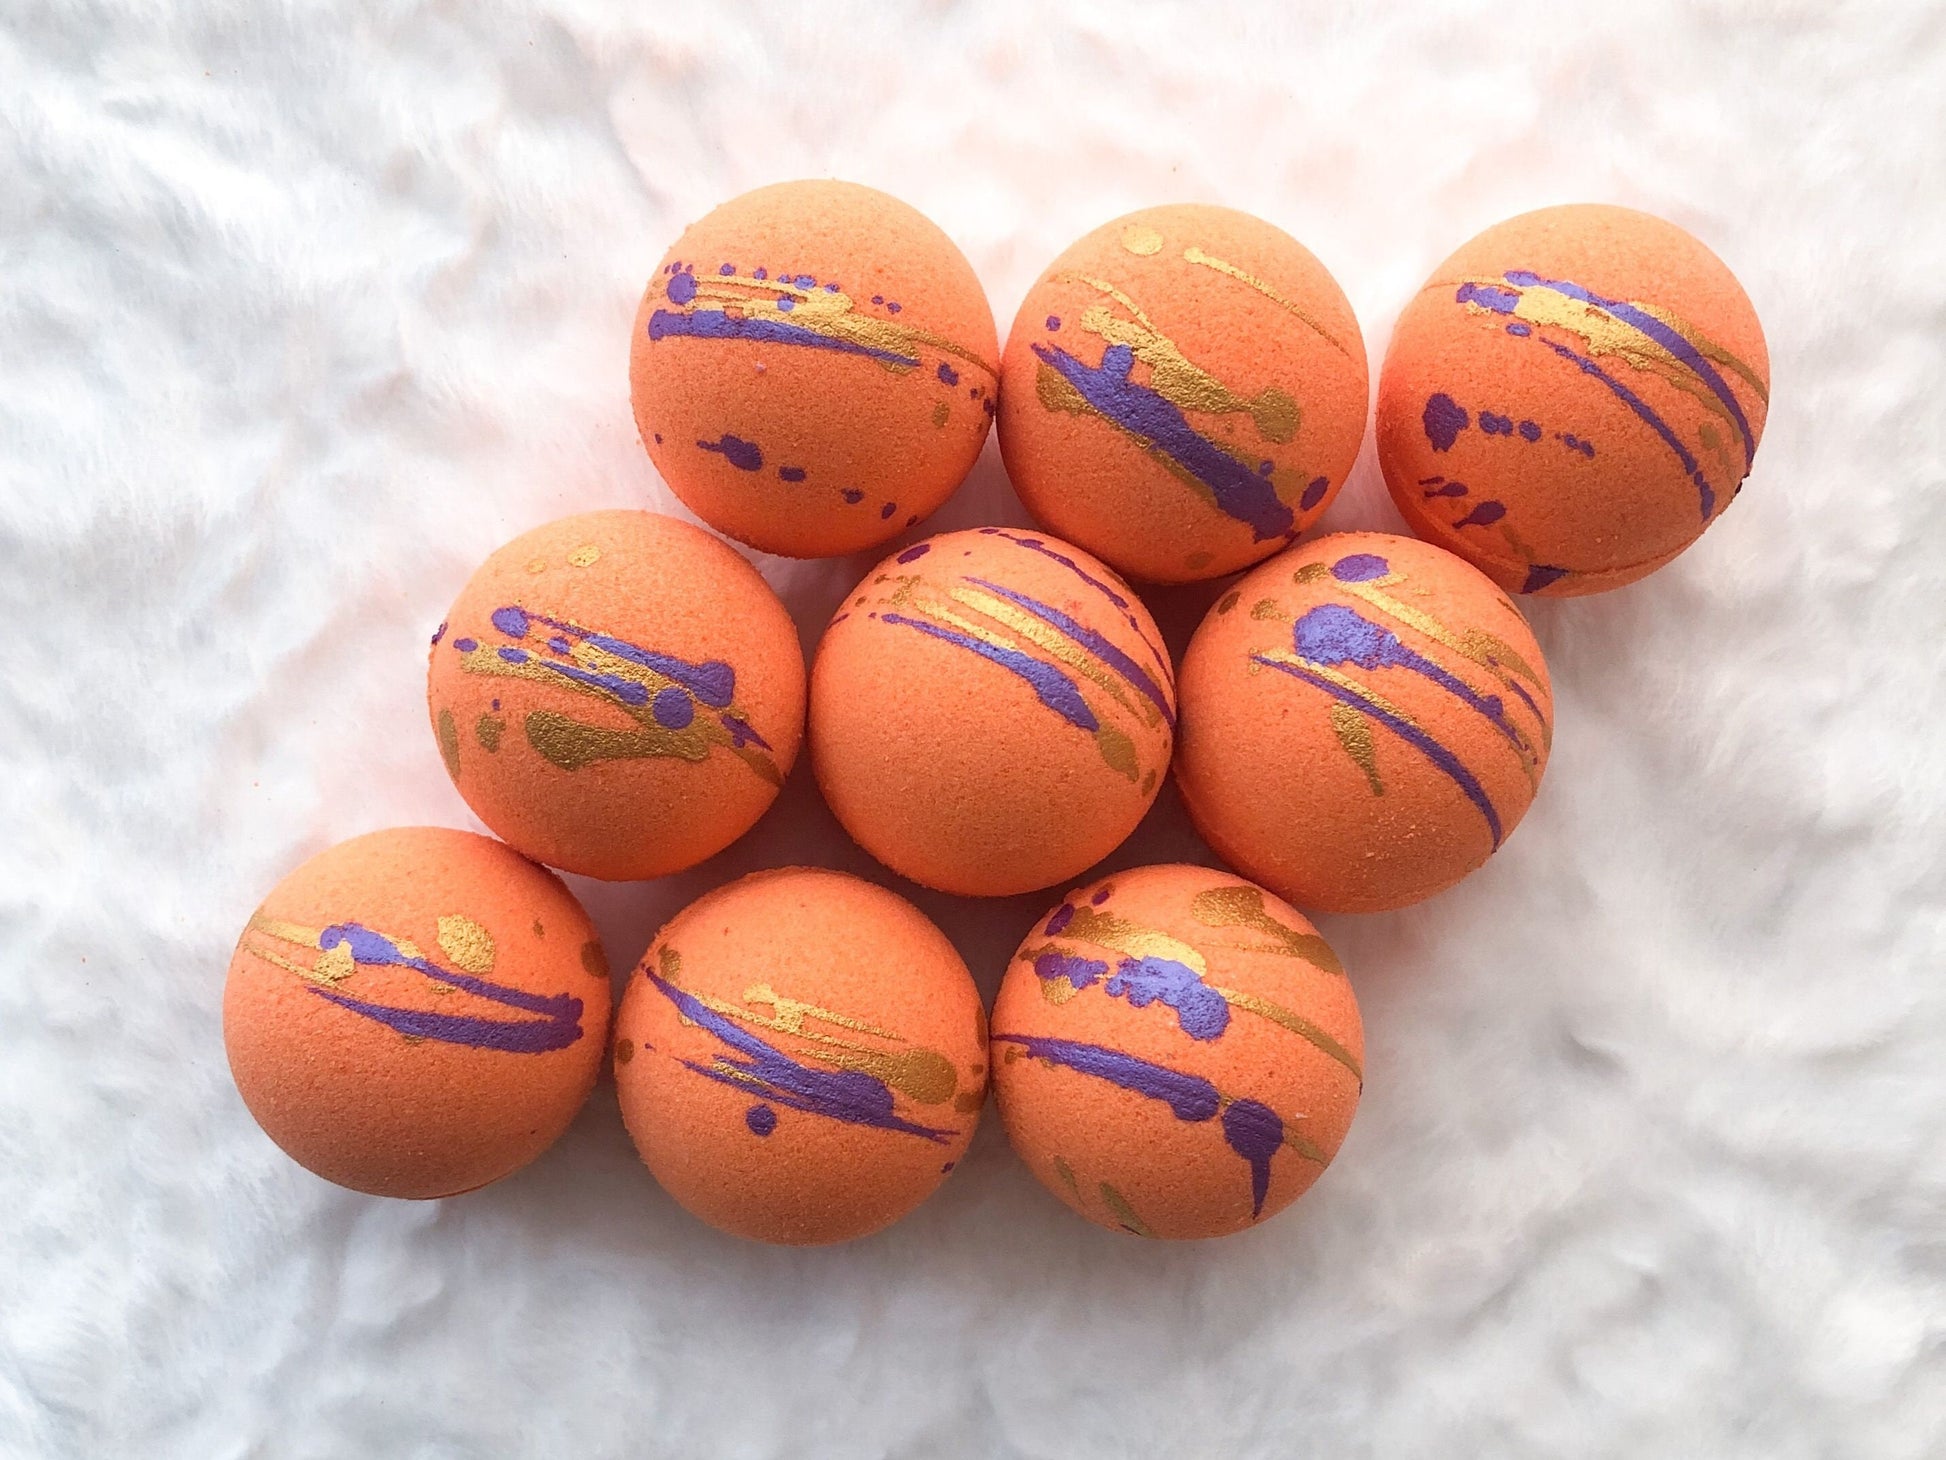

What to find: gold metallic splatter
left=953, top=1089, right=985, bottom=1114
left=475, top=713, right=505, bottom=752
left=946, top=583, right=1167, bottom=730
left=658, top=946, right=681, bottom=980
left=1189, top=885, right=1346, bottom=975
left=1329, top=701, right=1384, bottom=795
left=1217, top=590, right=1241, bottom=614
left=1249, top=597, right=1282, bottom=620
left=1054, top=1154, right=1081, bottom=1200
left=1056, top=904, right=1208, bottom=972
left=1120, top=223, right=1164, bottom=256
left=1209, top=986, right=1363, bottom=1082
left=1182, top=245, right=1352, bottom=356
left=614, top=1037, right=634, bottom=1064
left=580, top=940, right=608, bottom=977
left=932, top=400, right=950, bottom=428
left=525, top=557, right=548, bottom=575
left=532, top=919, right=545, bottom=939
left=436, top=915, right=496, bottom=974
left=436, top=709, right=460, bottom=777
left=1099, top=1181, right=1156, bottom=1237
left=567, top=543, right=601, bottom=568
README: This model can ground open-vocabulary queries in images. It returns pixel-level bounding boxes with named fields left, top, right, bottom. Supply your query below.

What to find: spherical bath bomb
left=992, top=863, right=1362, bottom=1239
left=998, top=204, right=1368, bottom=584
left=428, top=510, right=804, bottom=882
left=223, top=827, right=612, bottom=1199
left=630, top=180, right=1000, bottom=559
left=810, top=527, right=1176, bottom=897
left=1177, top=532, right=1553, bottom=913
left=1377, top=204, right=1770, bottom=596
left=613, top=867, right=988, bottom=1245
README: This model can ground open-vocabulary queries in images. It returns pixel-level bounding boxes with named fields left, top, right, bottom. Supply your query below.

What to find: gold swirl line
left=1182, top=245, right=1351, bottom=356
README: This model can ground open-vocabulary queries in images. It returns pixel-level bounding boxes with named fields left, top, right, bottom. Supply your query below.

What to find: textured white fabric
left=3, top=3, right=1943, bottom=1456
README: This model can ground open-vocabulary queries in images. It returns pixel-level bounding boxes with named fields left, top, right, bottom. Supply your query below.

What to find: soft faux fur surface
left=2, top=4, right=1943, bottom=1456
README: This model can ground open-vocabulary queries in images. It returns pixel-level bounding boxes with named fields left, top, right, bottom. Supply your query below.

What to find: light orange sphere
left=992, top=863, right=1362, bottom=1239
left=1377, top=204, right=1770, bottom=596
left=223, top=827, right=611, bottom=1199
left=1177, top=532, right=1553, bottom=913
left=427, top=510, right=804, bottom=882
left=630, top=180, right=999, bottom=558
left=810, top=528, right=1176, bottom=897
left=613, top=868, right=988, bottom=1245
left=999, top=204, right=1368, bottom=583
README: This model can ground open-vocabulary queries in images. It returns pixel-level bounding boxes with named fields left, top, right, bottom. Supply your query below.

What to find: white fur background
left=3, top=2, right=1943, bottom=1456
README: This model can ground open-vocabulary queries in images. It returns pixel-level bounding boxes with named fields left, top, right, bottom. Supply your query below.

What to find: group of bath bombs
left=224, top=182, right=1769, bottom=1244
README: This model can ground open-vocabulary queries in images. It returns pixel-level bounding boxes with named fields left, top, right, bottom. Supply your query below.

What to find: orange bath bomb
left=999, top=205, right=1368, bottom=584
left=613, top=868, right=988, bottom=1245
left=223, top=827, right=611, bottom=1198
left=1377, top=204, right=1770, bottom=596
left=629, top=180, right=1000, bottom=559
left=427, top=510, right=804, bottom=882
left=992, top=863, right=1362, bottom=1239
left=1177, top=532, right=1553, bottom=913
left=810, top=527, right=1176, bottom=897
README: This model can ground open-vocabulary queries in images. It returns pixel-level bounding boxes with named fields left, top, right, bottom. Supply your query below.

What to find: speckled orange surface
left=613, top=867, right=988, bottom=1246
left=991, top=864, right=1362, bottom=1239
left=223, top=827, right=611, bottom=1199
left=1000, top=204, right=1367, bottom=584
left=809, top=527, right=1176, bottom=896
left=630, top=180, right=999, bottom=558
left=1177, top=532, right=1553, bottom=913
left=427, top=510, right=804, bottom=881
left=1377, top=204, right=1769, bottom=596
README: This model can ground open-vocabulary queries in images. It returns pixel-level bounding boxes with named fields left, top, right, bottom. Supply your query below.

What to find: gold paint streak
left=1213, top=986, right=1363, bottom=1082
left=1140, top=767, right=1157, bottom=797
left=1280, top=1124, right=1330, bottom=1165
left=525, top=557, right=547, bottom=575
left=946, top=584, right=1163, bottom=730
left=1249, top=597, right=1282, bottom=620
left=685, top=982, right=961, bottom=1106
left=614, top=1038, right=634, bottom=1064
left=1053, top=1155, right=1081, bottom=1200
left=1258, top=650, right=1440, bottom=746
left=658, top=946, right=681, bottom=980
left=669, top=272, right=997, bottom=377
left=567, top=543, right=601, bottom=568
left=1329, top=701, right=1385, bottom=796
left=436, top=709, right=460, bottom=778
left=475, top=714, right=505, bottom=752
left=436, top=915, right=496, bottom=974
left=1019, top=945, right=1084, bottom=1004
left=1182, top=245, right=1351, bottom=356
left=1189, top=886, right=1346, bottom=975
left=932, top=399, right=950, bottom=429
left=1099, top=1181, right=1157, bottom=1237
left=1055, top=904, right=1208, bottom=974
left=1036, top=359, right=1091, bottom=416
left=1095, top=725, right=1139, bottom=782
left=580, top=940, right=608, bottom=977
left=1120, top=223, right=1164, bottom=256
left=525, top=710, right=710, bottom=774
left=1217, top=590, right=1241, bottom=614
left=248, top=914, right=322, bottom=948
left=1294, top=562, right=1329, bottom=585
left=532, top=919, right=545, bottom=939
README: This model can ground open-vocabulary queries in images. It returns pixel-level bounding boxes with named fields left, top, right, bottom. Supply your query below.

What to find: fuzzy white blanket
left=3, top=3, right=1943, bottom=1456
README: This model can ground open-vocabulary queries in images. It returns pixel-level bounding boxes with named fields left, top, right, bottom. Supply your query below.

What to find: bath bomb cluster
left=613, top=867, right=988, bottom=1245
left=1178, top=531, right=1554, bottom=913
left=222, top=185, right=1767, bottom=1245
left=223, top=828, right=610, bottom=1199
left=992, top=863, right=1362, bottom=1239
left=1377, top=204, right=1770, bottom=596
left=999, top=205, right=1368, bottom=584
left=427, top=510, right=805, bottom=882
left=630, top=180, right=999, bottom=559
left=810, top=527, right=1176, bottom=897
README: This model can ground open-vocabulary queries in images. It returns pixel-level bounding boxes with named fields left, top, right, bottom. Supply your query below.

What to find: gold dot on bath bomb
left=1120, top=223, right=1164, bottom=256
left=614, top=1038, right=634, bottom=1064
left=525, top=557, right=548, bottom=575
left=567, top=543, right=601, bottom=568
left=580, top=939, right=609, bottom=977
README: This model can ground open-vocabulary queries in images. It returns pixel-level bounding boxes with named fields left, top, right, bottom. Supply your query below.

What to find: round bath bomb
left=613, top=867, right=988, bottom=1245
left=1177, top=532, right=1553, bottom=913
left=999, top=205, right=1368, bottom=583
left=630, top=180, right=1000, bottom=558
left=223, top=827, right=611, bottom=1199
left=810, top=527, right=1176, bottom=897
left=992, top=863, right=1362, bottom=1239
left=1377, top=204, right=1770, bottom=596
left=428, top=510, right=804, bottom=882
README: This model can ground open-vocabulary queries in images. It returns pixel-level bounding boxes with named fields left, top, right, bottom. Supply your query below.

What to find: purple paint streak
left=1034, top=949, right=1107, bottom=991
left=1330, top=553, right=1390, bottom=583
left=976, top=529, right=1170, bottom=675
left=965, top=577, right=1174, bottom=727
left=1220, top=1098, right=1285, bottom=1216
left=1032, top=342, right=1295, bottom=541
left=1521, top=564, right=1570, bottom=593
left=309, top=923, right=583, bottom=1053
left=648, top=309, right=918, bottom=368
left=937, top=362, right=959, bottom=386
left=1423, top=392, right=1468, bottom=450
left=896, top=543, right=931, bottom=563
left=1537, top=337, right=1716, bottom=518
left=644, top=967, right=955, bottom=1142
left=779, top=465, right=807, bottom=482
left=991, top=1033, right=1220, bottom=1122
left=879, top=612, right=1097, bottom=732
left=1455, top=501, right=1508, bottom=528
left=698, top=434, right=763, bottom=472
left=1300, top=476, right=1330, bottom=511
